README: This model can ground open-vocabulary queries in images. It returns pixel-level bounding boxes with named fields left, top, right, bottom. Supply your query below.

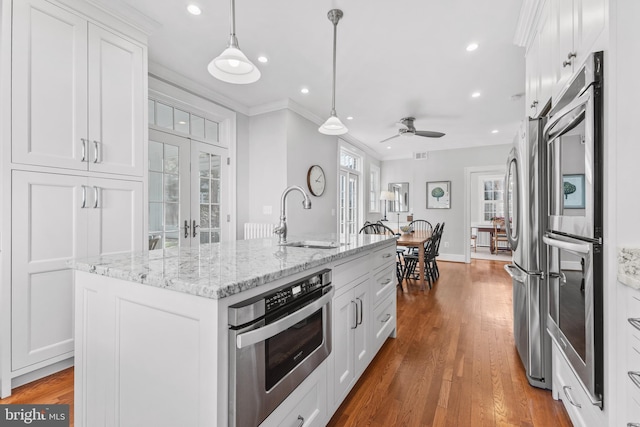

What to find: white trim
left=463, top=165, right=506, bottom=264
left=513, top=0, right=545, bottom=48
left=83, top=0, right=160, bottom=35
left=149, top=62, right=250, bottom=116
left=149, top=77, right=238, bottom=241
left=437, top=253, right=466, bottom=264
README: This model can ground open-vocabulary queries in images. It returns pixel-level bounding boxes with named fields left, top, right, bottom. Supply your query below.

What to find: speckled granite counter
left=70, top=233, right=396, bottom=299
left=618, top=247, right=640, bottom=290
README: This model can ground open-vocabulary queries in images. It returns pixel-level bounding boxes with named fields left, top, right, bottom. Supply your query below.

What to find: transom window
left=481, top=176, right=504, bottom=221
left=149, top=99, right=219, bottom=143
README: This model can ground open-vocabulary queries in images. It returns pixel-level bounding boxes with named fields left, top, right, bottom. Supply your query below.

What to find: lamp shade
left=380, top=190, right=395, bottom=201
left=319, top=114, right=348, bottom=135
left=207, top=46, right=261, bottom=84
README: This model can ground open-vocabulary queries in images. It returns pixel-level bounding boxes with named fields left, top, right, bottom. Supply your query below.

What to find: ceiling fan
left=380, top=117, right=445, bottom=143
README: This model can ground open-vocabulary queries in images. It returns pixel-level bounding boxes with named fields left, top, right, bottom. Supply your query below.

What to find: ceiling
left=109, top=0, right=525, bottom=160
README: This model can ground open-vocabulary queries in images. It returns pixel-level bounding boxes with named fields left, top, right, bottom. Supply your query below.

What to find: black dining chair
left=359, top=222, right=404, bottom=285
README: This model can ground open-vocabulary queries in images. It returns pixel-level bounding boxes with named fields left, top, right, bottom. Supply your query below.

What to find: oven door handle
left=543, top=234, right=591, bottom=255
left=543, top=87, right=590, bottom=141
left=236, top=286, right=334, bottom=349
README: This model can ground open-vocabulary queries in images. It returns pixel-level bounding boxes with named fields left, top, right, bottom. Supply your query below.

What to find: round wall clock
left=307, top=165, right=326, bottom=196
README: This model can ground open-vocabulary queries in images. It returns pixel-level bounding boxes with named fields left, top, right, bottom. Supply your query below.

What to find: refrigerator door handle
left=543, top=234, right=591, bottom=255
left=504, top=150, right=519, bottom=251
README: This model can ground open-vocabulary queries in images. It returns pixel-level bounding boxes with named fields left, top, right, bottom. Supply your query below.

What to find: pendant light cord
left=331, top=20, right=337, bottom=115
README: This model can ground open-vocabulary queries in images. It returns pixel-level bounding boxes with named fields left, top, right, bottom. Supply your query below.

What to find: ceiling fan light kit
left=319, top=9, right=348, bottom=136
left=208, top=0, right=261, bottom=84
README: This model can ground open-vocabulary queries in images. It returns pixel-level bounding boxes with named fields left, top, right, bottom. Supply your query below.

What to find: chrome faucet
left=274, top=185, right=312, bottom=245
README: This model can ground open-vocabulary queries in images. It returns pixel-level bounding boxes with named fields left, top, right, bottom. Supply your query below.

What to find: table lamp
left=380, top=191, right=395, bottom=221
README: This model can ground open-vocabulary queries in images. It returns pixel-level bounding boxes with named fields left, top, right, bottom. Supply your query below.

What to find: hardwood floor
left=327, top=259, right=572, bottom=427
left=0, top=260, right=571, bottom=427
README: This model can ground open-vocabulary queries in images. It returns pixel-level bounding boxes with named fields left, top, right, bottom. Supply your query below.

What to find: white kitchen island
left=71, top=233, right=398, bottom=427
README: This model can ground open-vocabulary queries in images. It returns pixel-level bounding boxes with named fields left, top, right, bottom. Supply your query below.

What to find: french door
left=339, top=170, right=358, bottom=238
left=148, top=129, right=228, bottom=249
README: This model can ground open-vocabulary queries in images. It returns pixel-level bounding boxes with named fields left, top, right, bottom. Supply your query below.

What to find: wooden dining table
left=396, top=230, right=432, bottom=292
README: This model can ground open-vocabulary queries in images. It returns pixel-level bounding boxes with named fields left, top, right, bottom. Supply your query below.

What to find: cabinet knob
left=563, top=52, right=577, bottom=68
left=530, top=100, right=538, bottom=109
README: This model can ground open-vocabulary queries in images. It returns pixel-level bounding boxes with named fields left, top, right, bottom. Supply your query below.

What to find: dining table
left=396, top=230, right=432, bottom=292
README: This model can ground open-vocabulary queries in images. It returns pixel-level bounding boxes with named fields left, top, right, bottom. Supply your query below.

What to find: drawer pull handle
left=629, top=371, right=640, bottom=390
left=382, top=253, right=392, bottom=258
left=381, top=313, right=391, bottom=323
left=562, top=386, right=582, bottom=408
left=296, top=415, right=305, bottom=427
left=81, top=138, right=87, bottom=162
left=627, top=423, right=640, bottom=427
left=380, top=278, right=392, bottom=286
left=629, top=318, right=640, bottom=332
left=93, top=140, right=100, bottom=163
left=351, top=301, right=358, bottom=329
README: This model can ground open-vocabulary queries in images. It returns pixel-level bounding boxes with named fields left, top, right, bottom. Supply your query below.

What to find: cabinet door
left=332, top=290, right=355, bottom=403
left=11, top=171, right=88, bottom=370
left=12, top=0, right=88, bottom=170
left=88, top=24, right=144, bottom=176
left=574, top=0, right=606, bottom=66
left=87, top=177, right=144, bottom=257
left=525, top=32, right=540, bottom=117
left=353, top=281, right=371, bottom=376
left=553, top=0, right=575, bottom=94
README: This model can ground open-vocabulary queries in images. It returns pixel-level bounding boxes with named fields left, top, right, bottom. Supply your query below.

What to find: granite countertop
left=618, top=247, right=640, bottom=289
left=70, top=233, right=396, bottom=299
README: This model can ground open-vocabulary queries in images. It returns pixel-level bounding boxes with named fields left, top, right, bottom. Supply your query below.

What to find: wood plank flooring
left=327, top=260, right=572, bottom=427
left=0, top=260, right=571, bottom=427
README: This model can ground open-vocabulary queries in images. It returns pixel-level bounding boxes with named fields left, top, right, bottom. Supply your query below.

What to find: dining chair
left=409, top=219, right=432, bottom=234
left=492, top=218, right=510, bottom=254
left=359, top=222, right=404, bottom=285
left=432, top=222, right=444, bottom=279
left=470, top=227, right=477, bottom=252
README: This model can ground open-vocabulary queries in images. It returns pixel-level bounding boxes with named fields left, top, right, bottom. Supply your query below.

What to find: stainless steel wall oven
left=228, top=269, right=333, bottom=426
left=543, top=51, right=603, bottom=408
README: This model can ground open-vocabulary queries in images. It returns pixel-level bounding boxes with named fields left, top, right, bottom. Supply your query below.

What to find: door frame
left=463, top=165, right=506, bottom=264
left=149, top=78, right=237, bottom=240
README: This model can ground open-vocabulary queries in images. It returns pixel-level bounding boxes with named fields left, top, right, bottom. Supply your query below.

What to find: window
left=148, top=99, right=219, bottom=143
left=369, top=164, right=380, bottom=212
left=338, top=147, right=362, bottom=238
left=481, top=176, right=504, bottom=221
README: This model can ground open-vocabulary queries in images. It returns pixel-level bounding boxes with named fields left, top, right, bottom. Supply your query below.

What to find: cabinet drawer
left=371, top=244, right=396, bottom=273
left=627, top=388, right=640, bottom=427
left=260, top=362, right=327, bottom=427
left=372, top=264, right=395, bottom=306
left=372, top=293, right=396, bottom=353
left=552, top=343, right=603, bottom=427
left=333, top=253, right=369, bottom=291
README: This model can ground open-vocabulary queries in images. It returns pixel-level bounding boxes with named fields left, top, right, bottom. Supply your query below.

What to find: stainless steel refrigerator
left=504, top=117, right=551, bottom=389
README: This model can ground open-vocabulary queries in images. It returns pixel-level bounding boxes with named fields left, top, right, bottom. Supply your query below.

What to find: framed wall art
left=427, top=181, right=450, bottom=209
left=563, top=174, right=585, bottom=209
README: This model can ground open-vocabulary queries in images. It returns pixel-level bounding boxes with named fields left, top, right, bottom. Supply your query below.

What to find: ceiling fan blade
left=380, top=134, right=400, bottom=143
left=415, top=130, right=445, bottom=138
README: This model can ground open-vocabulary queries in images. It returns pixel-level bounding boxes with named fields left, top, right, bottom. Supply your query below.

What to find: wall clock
left=307, top=165, right=326, bottom=196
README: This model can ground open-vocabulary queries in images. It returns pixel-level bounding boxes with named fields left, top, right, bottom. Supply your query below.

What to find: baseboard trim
left=438, top=253, right=465, bottom=263
left=11, top=358, right=74, bottom=390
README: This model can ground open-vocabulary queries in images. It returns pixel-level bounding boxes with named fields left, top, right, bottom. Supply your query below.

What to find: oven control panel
left=265, top=270, right=331, bottom=312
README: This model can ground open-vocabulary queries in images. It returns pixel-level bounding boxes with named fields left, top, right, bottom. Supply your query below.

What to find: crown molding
left=513, top=0, right=544, bottom=48
left=148, top=62, right=251, bottom=116
left=83, top=0, right=161, bottom=35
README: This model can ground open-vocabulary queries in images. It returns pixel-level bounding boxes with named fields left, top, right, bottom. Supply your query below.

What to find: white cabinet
left=332, top=275, right=371, bottom=405
left=624, top=287, right=640, bottom=426
left=525, top=0, right=553, bottom=117
left=11, top=170, right=143, bottom=371
left=549, top=0, right=607, bottom=98
left=12, top=0, right=145, bottom=177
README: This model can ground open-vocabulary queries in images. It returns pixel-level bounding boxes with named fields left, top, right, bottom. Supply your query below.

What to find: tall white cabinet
left=1, top=0, right=148, bottom=396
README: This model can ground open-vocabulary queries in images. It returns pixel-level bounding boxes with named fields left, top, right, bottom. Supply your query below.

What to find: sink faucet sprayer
left=274, top=185, right=312, bottom=245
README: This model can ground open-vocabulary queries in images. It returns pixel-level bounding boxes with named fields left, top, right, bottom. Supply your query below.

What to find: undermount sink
left=281, top=240, right=346, bottom=249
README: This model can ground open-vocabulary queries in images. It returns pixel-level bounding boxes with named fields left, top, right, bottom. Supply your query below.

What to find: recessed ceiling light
left=257, top=56, right=268, bottom=63
left=387, top=146, right=391, bottom=149
left=346, top=116, right=353, bottom=120
left=300, top=87, right=309, bottom=94
left=187, top=4, right=201, bottom=15
left=178, top=121, right=187, bottom=125
left=471, top=92, right=481, bottom=98
left=491, top=129, right=499, bottom=134
left=466, top=43, right=478, bottom=52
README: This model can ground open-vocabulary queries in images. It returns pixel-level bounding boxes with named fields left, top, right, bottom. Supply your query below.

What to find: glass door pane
left=192, top=141, right=227, bottom=245
left=148, top=129, right=190, bottom=250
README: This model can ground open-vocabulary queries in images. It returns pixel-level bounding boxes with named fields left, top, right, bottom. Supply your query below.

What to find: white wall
left=235, top=112, right=250, bottom=237
left=285, top=110, right=338, bottom=236
left=380, top=144, right=511, bottom=259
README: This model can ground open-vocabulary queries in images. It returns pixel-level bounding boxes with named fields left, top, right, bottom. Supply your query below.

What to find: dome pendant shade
left=319, top=113, right=348, bottom=135
left=207, top=45, right=260, bottom=84
left=208, top=0, right=260, bottom=84
left=319, top=9, right=347, bottom=136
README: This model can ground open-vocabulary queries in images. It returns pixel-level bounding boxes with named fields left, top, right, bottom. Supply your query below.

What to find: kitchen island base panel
left=74, top=271, right=219, bottom=427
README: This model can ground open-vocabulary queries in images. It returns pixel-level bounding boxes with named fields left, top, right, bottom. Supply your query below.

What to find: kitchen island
left=71, top=233, right=398, bottom=427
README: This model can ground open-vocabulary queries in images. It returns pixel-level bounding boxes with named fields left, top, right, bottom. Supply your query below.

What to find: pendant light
left=319, top=9, right=348, bottom=135
left=207, top=0, right=260, bottom=84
